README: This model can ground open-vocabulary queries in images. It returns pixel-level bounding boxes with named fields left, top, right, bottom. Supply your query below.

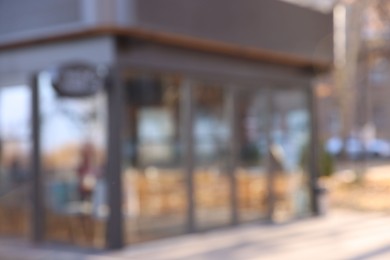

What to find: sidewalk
left=2, top=210, right=390, bottom=259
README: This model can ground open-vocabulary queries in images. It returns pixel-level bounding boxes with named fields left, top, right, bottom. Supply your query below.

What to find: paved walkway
left=2, top=210, right=390, bottom=259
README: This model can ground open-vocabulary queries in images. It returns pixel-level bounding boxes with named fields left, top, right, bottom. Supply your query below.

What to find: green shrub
left=300, top=142, right=334, bottom=177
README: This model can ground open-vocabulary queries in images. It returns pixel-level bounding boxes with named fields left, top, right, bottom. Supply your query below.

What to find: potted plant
left=300, top=141, right=334, bottom=215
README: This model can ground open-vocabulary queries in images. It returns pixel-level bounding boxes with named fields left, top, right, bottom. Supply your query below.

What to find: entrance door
left=269, top=88, right=311, bottom=222
left=34, top=68, right=109, bottom=248
left=234, top=86, right=312, bottom=223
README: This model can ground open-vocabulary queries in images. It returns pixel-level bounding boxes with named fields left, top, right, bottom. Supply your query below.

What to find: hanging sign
left=51, top=63, right=105, bottom=97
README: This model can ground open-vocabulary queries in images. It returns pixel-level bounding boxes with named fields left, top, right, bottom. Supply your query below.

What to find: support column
left=106, top=66, right=124, bottom=249
left=227, top=87, right=238, bottom=225
left=265, top=89, right=276, bottom=222
left=31, top=73, right=44, bottom=243
left=181, top=80, right=195, bottom=233
left=308, top=84, right=320, bottom=215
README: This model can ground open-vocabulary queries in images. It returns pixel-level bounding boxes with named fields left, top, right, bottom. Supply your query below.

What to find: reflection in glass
left=193, top=84, right=231, bottom=229
left=0, top=85, right=31, bottom=237
left=236, top=90, right=268, bottom=222
left=39, top=72, right=108, bottom=247
left=271, top=89, right=310, bottom=222
left=122, top=74, right=186, bottom=243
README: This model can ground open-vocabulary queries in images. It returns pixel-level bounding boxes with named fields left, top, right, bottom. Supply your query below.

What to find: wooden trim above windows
left=0, top=26, right=331, bottom=72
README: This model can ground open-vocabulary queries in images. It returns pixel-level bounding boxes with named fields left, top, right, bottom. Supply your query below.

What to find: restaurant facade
left=0, top=0, right=332, bottom=249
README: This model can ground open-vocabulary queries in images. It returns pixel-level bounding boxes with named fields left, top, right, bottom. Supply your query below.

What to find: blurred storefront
left=0, top=0, right=332, bottom=249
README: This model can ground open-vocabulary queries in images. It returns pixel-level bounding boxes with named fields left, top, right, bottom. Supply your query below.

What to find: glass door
left=270, top=88, right=311, bottom=222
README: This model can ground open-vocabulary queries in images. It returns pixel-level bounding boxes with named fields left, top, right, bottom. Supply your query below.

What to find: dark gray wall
left=0, top=36, right=115, bottom=86
left=0, top=0, right=81, bottom=35
left=0, top=0, right=135, bottom=44
left=118, top=43, right=311, bottom=87
left=0, top=0, right=332, bottom=62
left=136, top=0, right=333, bottom=61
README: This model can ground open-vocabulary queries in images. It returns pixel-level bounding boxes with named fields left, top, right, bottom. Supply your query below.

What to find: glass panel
left=122, top=73, right=186, bottom=243
left=271, top=89, right=310, bottom=222
left=39, top=72, right=108, bottom=248
left=193, top=84, right=231, bottom=230
left=0, top=85, right=31, bottom=237
left=236, top=90, right=268, bottom=222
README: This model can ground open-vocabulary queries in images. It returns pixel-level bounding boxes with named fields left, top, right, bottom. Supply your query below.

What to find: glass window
left=193, top=84, right=231, bottom=230
left=236, top=90, right=268, bottom=222
left=39, top=72, right=108, bottom=248
left=0, top=85, right=31, bottom=237
left=122, top=73, right=186, bottom=243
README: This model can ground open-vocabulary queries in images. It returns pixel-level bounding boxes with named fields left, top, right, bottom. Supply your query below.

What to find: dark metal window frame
left=30, top=65, right=319, bottom=249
